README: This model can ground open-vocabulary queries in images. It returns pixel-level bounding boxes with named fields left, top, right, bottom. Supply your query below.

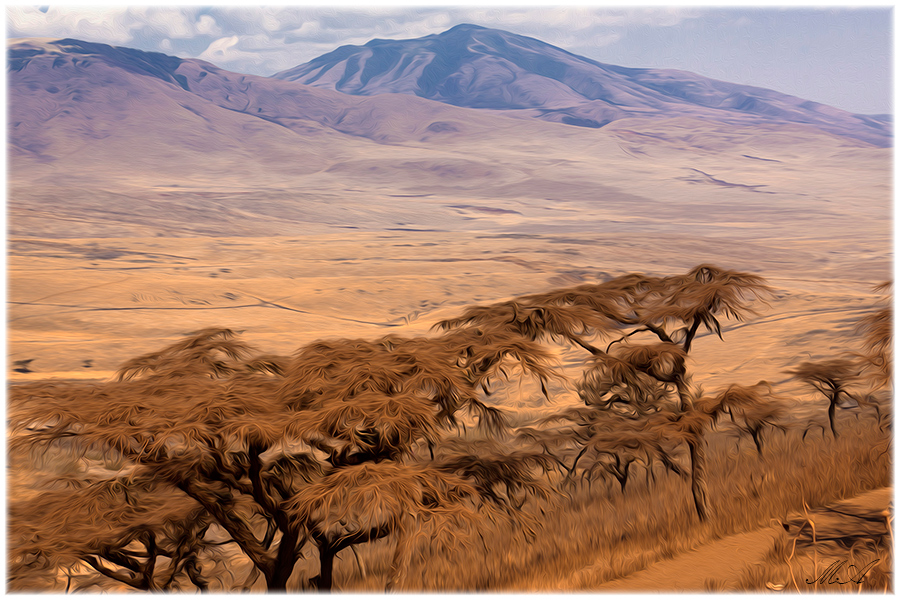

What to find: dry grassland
left=7, top=116, right=892, bottom=592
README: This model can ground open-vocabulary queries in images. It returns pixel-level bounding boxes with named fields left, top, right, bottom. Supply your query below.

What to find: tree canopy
left=19, top=263, right=857, bottom=592
left=9, top=326, right=557, bottom=592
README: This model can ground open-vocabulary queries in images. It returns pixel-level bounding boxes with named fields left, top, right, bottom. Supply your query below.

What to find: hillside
left=9, top=37, right=559, bottom=189
left=275, top=23, right=890, bottom=147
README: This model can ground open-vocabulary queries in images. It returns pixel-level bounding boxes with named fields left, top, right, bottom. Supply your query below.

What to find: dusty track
left=557, top=487, right=892, bottom=591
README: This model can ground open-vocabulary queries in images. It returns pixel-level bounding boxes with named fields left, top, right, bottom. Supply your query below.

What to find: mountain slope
left=274, top=23, right=890, bottom=147
left=8, top=37, right=565, bottom=190
left=5, top=36, right=891, bottom=267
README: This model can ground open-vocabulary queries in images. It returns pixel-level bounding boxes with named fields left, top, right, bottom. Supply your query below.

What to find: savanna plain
left=7, top=39, right=894, bottom=592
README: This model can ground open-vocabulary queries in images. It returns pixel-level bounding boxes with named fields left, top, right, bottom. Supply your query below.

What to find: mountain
left=8, top=30, right=890, bottom=191
left=275, top=23, right=890, bottom=147
left=5, top=35, right=892, bottom=243
left=8, top=36, right=566, bottom=190
left=13, top=36, right=644, bottom=236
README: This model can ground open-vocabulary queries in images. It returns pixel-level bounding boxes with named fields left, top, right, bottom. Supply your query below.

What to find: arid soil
left=8, top=228, right=889, bottom=393
left=7, top=96, right=891, bottom=590
left=559, top=487, right=892, bottom=592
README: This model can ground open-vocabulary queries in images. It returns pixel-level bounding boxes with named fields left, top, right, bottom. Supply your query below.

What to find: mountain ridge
left=6, top=33, right=891, bottom=198
left=274, top=23, right=890, bottom=147
left=7, top=35, right=594, bottom=191
left=6, top=34, right=892, bottom=246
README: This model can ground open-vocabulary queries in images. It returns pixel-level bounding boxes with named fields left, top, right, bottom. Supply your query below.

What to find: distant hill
left=274, top=23, right=890, bottom=147
left=8, top=36, right=561, bottom=188
left=6, top=33, right=891, bottom=206
left=5, top=35, right=891, bottom=241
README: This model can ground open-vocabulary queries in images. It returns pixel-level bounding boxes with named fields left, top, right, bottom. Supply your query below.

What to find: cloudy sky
left=6, top=5, right=893, bottom=115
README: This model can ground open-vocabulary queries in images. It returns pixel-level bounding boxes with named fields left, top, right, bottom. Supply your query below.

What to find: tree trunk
left=828, top=392, right=839, bottom=438
left=265, top=527, right=301, bottom=591
left=185, top=558, right=209, bottom=592
left=317, top=543, right=336, bottom=592
left=614, top=456, right=629, bottom=494
left=750, top=428, right=763, bottom=455
left=687, top=437, right=710, bottom=522
left=674, top=378, right=694, bottom=412
left=682, top=317, right=702, bottom=353
left=385, top=520, right=409, bottom=592
left=265, top=565, right=293, bottom=592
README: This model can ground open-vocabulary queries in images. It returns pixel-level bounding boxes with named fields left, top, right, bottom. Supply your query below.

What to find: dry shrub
left=7, top=268, right=891, bottom=592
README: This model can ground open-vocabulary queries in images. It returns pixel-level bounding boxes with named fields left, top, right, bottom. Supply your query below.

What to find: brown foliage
left=708, top=382, right=785, bottom=454
left=9, top=324, right=558, bottom=592
left=439, top=264, right=773, bottom=356
left=8, top=479, right=214, bottom=592
left=786, top=359, right=860, bottom=396
left=856, top=281, right=892, bottom=389
left=14, top=264, right=832, bottom=591
left=490, top=265, right=773, bottom=524
left=786, top=359, right=863, bottom=438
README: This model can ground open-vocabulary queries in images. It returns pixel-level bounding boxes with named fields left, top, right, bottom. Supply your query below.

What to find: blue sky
left=6, top=5, right=893, bottom=115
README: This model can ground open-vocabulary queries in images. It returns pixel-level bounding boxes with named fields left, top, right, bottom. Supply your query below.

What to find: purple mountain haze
left=9, top=36, right=551, bottom=185
left=275, top=24, right=890, bottom=147
left=6, top=25, right=891, bottom=189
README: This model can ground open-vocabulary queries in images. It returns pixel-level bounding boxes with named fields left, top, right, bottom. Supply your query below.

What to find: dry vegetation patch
left=7, top=266, right=892, bottom=592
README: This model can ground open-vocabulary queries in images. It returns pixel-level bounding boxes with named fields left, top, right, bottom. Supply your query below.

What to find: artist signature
left=805, top=559, right=879, bottom=585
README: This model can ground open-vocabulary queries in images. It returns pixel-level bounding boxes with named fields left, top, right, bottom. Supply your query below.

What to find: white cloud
left=195, top=15, right=221, bottom=37
left=5, top=6, right=704, bottom=75
left=198, top=35, right=283, bottom=70
left=289, top=21, right=323, bottom=38
left=7, top=6, right=226, bottom=45
left=7, top=6, right=135, bottom=44
left=129, top=7, right=194, bottom=39
left=199, top=35, right=240, bottom=61
left=260, top=10, right=283, bottom=33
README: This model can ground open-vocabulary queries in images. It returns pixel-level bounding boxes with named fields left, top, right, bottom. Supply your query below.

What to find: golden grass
left=7, top=266, right=891, bottom=592
left=311, top=411, right=890, bottom=591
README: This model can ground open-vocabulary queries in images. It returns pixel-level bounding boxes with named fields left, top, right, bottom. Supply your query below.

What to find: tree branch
left=141, top=531, right=160, bottom=592
left=320, top=520, right=398, bottom=556
left=570, top=335, right=604, bottom=356
left=248, top=444, right=279, bottom=517
left=82, top=555, right=143, bottom=590
left=98, top=548, right=143, bottom=573
left=176, top=481, right=272, bottom=577
left=643, top=323, right=674, bottom=344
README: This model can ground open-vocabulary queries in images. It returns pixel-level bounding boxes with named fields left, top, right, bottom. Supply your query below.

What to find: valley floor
left=7, top=229, right=889, bottom=393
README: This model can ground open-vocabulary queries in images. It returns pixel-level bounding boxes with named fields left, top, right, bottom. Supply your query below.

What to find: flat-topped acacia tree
left=9, top=327, right=557, bottom=592
left=438, top=264, right=774, bottom=521
left=272, top=328, right=557, bottom=590
left=786, top=358, right=863, bottom=439
left=784, top=282, right=891, bottom=438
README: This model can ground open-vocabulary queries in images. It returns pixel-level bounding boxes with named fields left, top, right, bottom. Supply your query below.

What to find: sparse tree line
left=7, top=265, right=891, bottom=592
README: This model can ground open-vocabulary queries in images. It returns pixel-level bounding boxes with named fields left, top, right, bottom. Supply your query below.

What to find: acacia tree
left=8, top=481, right=216, bottom=592
left=784, top=282, right=891, bottom=437
left=9, top=327, right=558, bottom=592
left=786, top=359, right=862, bottom=439
left=271, top=328, right=557, bottom=590
left=710, top=381, right=786, bottom=455
left=9, top=329, right=310, bottom=592
left=438, top=264, right=774, bottom=521
left=856, top=281, right=892, bottom=390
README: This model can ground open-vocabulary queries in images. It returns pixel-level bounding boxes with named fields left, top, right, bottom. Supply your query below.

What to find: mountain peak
left=441, top=23, right=488, bottom=34
left=437, top=23, right=488, bottom=37
left=363, top=22, right=488, bottom=47
left=272, top=24, right=890, bottom=146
